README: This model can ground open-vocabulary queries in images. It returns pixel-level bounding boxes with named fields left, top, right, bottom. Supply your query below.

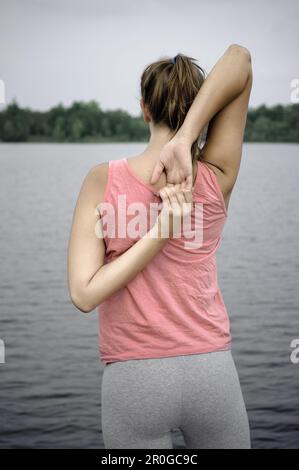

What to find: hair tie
left=171, top=54, right=178, bottom=65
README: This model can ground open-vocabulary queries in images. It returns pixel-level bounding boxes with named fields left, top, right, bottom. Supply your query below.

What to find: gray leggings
left=101, top=349, right=251, bottom=449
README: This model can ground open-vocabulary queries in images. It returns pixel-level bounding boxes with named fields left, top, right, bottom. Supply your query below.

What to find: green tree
left=0, top=100, right=298, bottom=143
left=71, top=118, right=84, bottom=141
left=53, top=116, right=66, bottom=141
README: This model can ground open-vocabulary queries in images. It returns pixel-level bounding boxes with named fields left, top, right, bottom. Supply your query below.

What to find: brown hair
left=140, top=53, right=206, bottom=161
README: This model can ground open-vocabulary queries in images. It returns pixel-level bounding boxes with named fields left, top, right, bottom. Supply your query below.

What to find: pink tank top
left=98, top=157, right=231, bottom=364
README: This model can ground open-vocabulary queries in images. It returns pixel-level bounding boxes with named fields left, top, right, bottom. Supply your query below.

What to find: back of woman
left=68, top=45, right=253, bottom=449
left=99, top=156, right=231, bottom=363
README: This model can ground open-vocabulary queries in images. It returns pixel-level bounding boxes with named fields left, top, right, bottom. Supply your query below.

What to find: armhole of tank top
left=103, top=160, right=113, bottom=203
left=200, top=162, right=228, bottom=217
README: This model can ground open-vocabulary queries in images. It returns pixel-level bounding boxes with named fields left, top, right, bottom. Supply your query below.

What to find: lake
left=0, top=142, right=299, bottom=449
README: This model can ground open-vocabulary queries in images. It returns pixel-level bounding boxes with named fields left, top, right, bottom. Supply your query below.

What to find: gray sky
left=0, top=0, right=298, bottom=116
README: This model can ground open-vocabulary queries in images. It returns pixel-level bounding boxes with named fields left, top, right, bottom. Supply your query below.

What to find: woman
left=67, top=44, right=253, bottom=449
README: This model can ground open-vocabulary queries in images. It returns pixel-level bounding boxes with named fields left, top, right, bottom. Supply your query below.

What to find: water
left=0, top=142, right=298, bottom=449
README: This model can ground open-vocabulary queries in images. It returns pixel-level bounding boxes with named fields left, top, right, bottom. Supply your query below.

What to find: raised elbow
left=228, top=43, right=251, bottom=62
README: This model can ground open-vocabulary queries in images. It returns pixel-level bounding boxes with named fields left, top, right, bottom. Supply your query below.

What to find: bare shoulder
left=79, top=162, right=109, bottom=207
left=88, top=161, right=109, bottom=186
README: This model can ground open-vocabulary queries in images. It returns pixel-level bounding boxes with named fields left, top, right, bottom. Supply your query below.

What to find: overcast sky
left=0, top=0, right=298, bottom=116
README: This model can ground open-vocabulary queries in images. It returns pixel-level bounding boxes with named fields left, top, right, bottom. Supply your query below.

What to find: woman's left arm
left=67, top=165, right=189, bottom=313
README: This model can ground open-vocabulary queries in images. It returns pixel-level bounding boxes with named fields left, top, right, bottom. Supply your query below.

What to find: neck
left=142, top=125, right=176, bottom=160
left=137, top=124, right=197, bottom=184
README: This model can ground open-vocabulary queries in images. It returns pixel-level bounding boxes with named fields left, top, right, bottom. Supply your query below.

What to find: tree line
left=0, top=100, right=298, bottom=143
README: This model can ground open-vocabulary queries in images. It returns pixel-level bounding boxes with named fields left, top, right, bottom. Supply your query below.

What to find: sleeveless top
left=97, top=157, right=231, bottom=364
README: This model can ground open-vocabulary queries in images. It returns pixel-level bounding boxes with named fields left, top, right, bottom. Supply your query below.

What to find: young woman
left=67, top=44, right=253, bottom=449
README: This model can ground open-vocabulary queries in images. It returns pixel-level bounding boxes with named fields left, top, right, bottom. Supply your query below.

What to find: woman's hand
left=155, top=183, right=193, bottom=239
left=150, top=136, right=193, bottom=190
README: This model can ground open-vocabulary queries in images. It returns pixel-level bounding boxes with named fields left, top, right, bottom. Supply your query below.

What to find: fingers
left=159, top=183, right=192, bottom=208
left=185, top=174, right=193, bottom=192
left=159, top=183, right=191, bottom=197
left=150, top=160, right=165, bottom=185
left=182, top=187, right=193, bottom=204
left=158, top=186, right=172, bottom=207
left=163, top=184, right=180, bottom=206
left=174, top=185, right=193, bottom=218
left=171, top=183, right=193, bottom=205
left=158, top=183, right=193, bottom=238
left=175, top=185, right=189, bottom=205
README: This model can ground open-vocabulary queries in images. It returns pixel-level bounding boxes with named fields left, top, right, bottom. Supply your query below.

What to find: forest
left=0, top=100, right=298, bottom=143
